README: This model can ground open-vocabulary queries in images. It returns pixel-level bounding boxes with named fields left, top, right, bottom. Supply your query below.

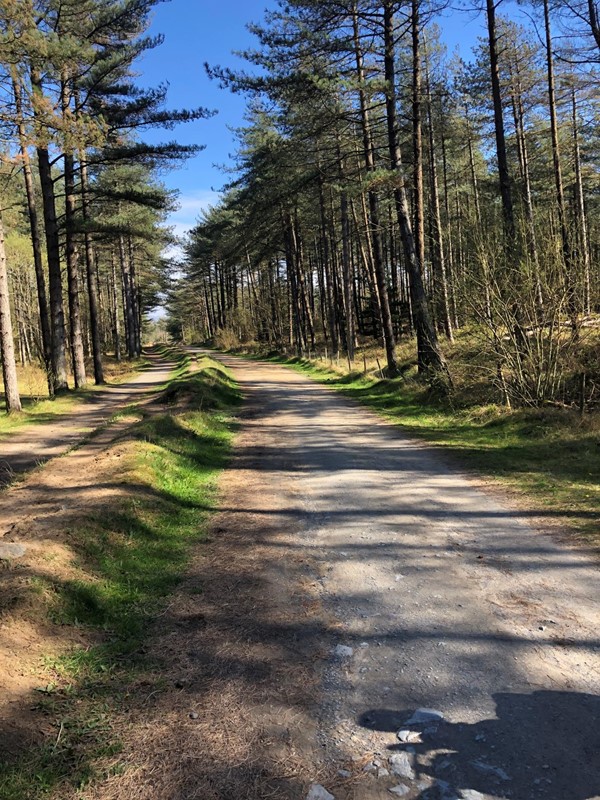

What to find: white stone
left=306, top=784, right=335, bottom=800
left=397, top=729, right=421, bottom=743
left=389, top=751, right=415, bottom=780
left=388, top=785, right=410, bottom=796
left=404, top=708, right=444, bottom=725
left=333, top=644, right=354, bottom=658
left=0, top=542, right=26, bottom=559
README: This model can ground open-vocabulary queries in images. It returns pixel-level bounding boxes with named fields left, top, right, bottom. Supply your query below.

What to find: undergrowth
left=0, top=358, right=240, bottom=799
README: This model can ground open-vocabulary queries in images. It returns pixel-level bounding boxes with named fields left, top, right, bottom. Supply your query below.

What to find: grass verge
left=242, top=350, right=600, bottom=550
left=0, top=357, right=240, bottom=799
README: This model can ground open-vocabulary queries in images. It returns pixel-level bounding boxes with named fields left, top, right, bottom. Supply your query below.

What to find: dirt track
left=200, top=350, right=599, bottom=800
left=0, top=349, right=598, bottom=800
left=0, top=351, right=177, bottom=486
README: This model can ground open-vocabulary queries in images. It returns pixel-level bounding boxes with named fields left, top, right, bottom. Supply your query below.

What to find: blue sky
left=137, top=0, right=522, bottom=244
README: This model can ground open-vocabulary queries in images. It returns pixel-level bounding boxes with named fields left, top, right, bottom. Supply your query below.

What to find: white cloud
left=162, top=189, right=222, bottom=264
left=170, top=189, right=222, bottom=234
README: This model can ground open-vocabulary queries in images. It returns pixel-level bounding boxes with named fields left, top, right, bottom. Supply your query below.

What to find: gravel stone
left=404, top=708, right=445, bottom=725
left=0, top=542, right=26, bottom=559
left=388, top=785, right=410, bottom=796
left=306, top=784, right=335, bottom=800
left=389, top=751, right=415, bottom=780
left=397, top=728, right=421, bottom=743
left=333, top=644, right=354, bottom=658
left=471, top=760, right=511, bottom=781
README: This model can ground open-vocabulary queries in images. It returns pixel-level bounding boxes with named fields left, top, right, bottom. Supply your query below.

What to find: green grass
left=252, top=352, right=600, bottom=549
left=0, top=358, right=241, bottom=799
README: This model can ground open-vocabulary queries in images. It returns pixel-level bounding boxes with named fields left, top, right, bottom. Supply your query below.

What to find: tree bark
left=61, top=76, right=87, bottom=387
left=110, top=249, right=121, bottom=360
left=383, top=0, right=450, bottom=382
left=352, top=0, right=398, bottom=376
left=486, top=0, right=515, bottom=240
left=425, top=66, right=454, bottom=342
left=543, top=0, right=578, bottom=331
left=12, top=70, right=53, bottom=394
left=0, top=211, right=22, bottom=412
left=33, top=65, right=69, bottom=393
left=80, top=157, right=105, bottom=383
left=63, top=150, right=88, bottom=388
left=341, top=189, right=354, bottom=360
left=119, top=234, right=136, bottom=358
left=37, top=144, right=69, bottom=393
left=571, top=87, right=591, bottom=315
left=412, top=0, right=425, bottom=276
left=128, top=237, right=142, bottom=356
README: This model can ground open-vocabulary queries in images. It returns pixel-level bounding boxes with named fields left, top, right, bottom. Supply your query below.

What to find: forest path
left=0, top=350, right=178, bottom=487
left=199, top=349, right=600, bottom=800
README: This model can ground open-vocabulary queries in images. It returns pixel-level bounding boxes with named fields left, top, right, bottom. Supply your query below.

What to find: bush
left=213, top=328, right=240, bottom=351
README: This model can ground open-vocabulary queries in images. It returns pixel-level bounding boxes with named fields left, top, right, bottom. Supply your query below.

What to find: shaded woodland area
left=0, top=0, right=205, bottom=411
left=169, top=0, right=600, bottom=408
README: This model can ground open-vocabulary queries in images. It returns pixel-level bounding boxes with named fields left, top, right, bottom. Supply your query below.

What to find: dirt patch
left=0, top=351, right=177, bottom=486
left=79, top=389, right=335, bottom=800
left=0, top=417, right=142, bottom=757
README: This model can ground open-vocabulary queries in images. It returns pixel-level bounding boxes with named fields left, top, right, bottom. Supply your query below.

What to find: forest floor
left=0, top=348, right=598, bottom=800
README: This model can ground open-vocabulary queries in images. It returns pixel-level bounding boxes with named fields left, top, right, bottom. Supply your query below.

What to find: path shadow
left=359, top=690, right=600, bottom=799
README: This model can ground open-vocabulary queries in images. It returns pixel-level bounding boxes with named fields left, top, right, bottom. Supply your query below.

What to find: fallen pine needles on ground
left=0, top=357, right=240, bottom=799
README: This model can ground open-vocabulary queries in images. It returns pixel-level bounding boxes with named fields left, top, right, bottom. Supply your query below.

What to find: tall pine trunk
left=0, top=210, right=22, bottom=413
left=412, top=0, right=425, bottom=276
left=80, top=156, right=104, bottom=383
left=38, top=145, right=69, bottom=393
left=571, top=87, right=591, bottom=315
left=33, top=71, right=69, bottom=393
left=425, top=65, right=453, bottom=342
left=543, top=0, right=578, bottom=332
left=119, top=234, right=136, bottom=358
left=486, top=0, right=515, bottom=241
left=383, top=0, right=450, bottom=382
left=61, top=74, right=87, bottom=387
left=110, top=249, right=121, bottom=361
left=12, top=70, right=53, bottom=394
left=351, top=0, right=398, bottom=376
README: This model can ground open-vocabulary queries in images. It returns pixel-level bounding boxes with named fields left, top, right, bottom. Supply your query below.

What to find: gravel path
left=204, top=350, right=600, bottom=800
left=0, top=351, right=177, bottom=487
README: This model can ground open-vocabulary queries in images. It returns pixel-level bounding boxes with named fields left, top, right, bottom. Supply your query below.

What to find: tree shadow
left=359, top=690, right=600, bottom=799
